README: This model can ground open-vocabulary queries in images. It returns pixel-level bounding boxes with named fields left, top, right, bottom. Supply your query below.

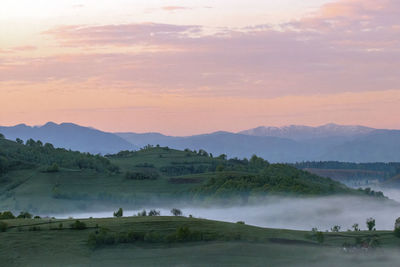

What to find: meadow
left=1, top=215, right=400, bottom=266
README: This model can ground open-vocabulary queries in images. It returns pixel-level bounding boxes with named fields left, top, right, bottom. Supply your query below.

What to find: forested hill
left=0, top=134, right=119, bottom=176
left=0, top=135, right=384, bottom=213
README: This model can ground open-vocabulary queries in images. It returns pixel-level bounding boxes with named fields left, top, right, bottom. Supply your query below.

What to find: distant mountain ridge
left=239, top=123, right=376, bottom=140
left=1, top=122, right=400, bottom=162
left=0, top=122, right=136, bottom=155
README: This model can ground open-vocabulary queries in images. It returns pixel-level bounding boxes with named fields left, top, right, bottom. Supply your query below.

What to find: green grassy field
left=1, top=216, right=399, bottom=267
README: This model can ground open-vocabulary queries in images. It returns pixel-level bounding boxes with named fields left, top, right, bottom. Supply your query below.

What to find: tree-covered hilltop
left=191, top=165, right=353, bottom=200
left=0, top=137, right=385, bottom=213
left=0, top=135, right=119, bottom=176
left=109, top=146, right=379, bottom=199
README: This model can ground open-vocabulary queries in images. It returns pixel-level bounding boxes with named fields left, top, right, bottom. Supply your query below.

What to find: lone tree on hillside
left=113, top=208, right=123, bottom=218
left=148, top=209, right=160, bottom=216
left=171, top=208, right=182, bottom=216
left=352, top=223, right=360, bottom=231
left=366, top=218, right=376, bottom=231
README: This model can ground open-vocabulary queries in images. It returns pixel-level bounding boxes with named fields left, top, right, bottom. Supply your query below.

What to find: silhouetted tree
left=352, top=223, right=360, bottom=231
left=113, top=208, right=123, bottom=217
left=171, top=208, right=182, bottom=216
left=17, top=212, right=33, bottom=219
left=148, top=210, right=160, bottom=216
left=366, top=218, right=376, bottom=231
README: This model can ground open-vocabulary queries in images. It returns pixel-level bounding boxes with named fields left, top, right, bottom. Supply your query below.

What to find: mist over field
left=54, top=194, right=400, bottom=231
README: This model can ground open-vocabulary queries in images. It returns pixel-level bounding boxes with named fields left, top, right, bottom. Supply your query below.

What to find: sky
left=1, top=0, right=400, bottom=135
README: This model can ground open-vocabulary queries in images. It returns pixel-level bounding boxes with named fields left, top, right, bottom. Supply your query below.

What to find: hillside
left=1, top=216, right=399, bottom=266
left=0, top=137, right=378, bottom=213
left=0, top=122, right=135, bottom=155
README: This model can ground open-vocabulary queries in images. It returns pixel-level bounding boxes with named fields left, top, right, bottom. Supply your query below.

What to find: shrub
left=316, top=231, right=325, bottom=244
left=236, top=221, right=245, bottom=225
left=113, top=208, right=123, bottom=218
left=168, top=226, right=205, bottom=243
left=34, top=216, right=41, bottom=219
left=306, top=228, right=324, bottom=244
left=366, top=218, right=376, bottom=231
left=127, top=231, right=145, bottom=241
left=17, top=212, right=33, bottom=219
left=144, top=232, right=163, bottom=243
left=45, top=163, right=59, bottom=173
left=125, top=170, right=159, bottom=180
left=135, top=163, right=155, bottom=168
left=394, top=227, right=400, bottom=238
left=171, top=208, right=182, bottom=216
left=70, top=220, right=87, bottom=230
left=148, top=210, right=160, bottom=216
left=331, top=225, right=341, bottom=232
left=88, top=229, right=116, bottom=248
left=29, top=226, right=41, bottom=231
left=0, top=221, right=8, bottom=232
left=136, top=210, right=147, bottom=216
left=176, top=226, right=191, bottom=241
left=0, top=211, right=15, bottom=220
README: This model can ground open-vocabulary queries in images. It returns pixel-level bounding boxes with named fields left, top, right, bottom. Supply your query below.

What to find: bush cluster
left=0, top=211, right=16, bottom=220
left=88, top=226, right=222, bottom=249
left=0, top=221, right=8, bottom=232
left=125, top=170, right=159, bottom=180
left=70, top=220, right=87, bottom=230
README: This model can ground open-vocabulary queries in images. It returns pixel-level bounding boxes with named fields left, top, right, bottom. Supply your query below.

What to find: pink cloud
left=43, top=23, right=202, bottom=47
left=11, top=46, right=37, bottom=51
left=161, top=6, right=190, bottom=11
left=2, top=0, right=400, bottom=101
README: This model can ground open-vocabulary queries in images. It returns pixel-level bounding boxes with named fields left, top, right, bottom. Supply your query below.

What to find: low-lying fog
left=53, top=195, right=400, bottom=231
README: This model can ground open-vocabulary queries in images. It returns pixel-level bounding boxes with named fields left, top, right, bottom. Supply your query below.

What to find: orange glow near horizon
left=1, top=0, right=400, bottom=134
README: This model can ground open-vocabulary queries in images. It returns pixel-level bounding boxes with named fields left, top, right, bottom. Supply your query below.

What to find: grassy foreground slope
left=1, top=216, right=400, bottom=267
left=0, top=137, right=382, bottom=213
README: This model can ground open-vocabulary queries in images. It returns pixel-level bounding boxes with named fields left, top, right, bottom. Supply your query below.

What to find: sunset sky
left=1, top=0, right=399, bottom=135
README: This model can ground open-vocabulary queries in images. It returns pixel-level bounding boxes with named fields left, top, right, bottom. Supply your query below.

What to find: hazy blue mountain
left=116, top=132, right=178, bottom=149
left=117, top=131, right=310, bottom=162
left=2, top=122, right=400, bottom=162
left=0, top=122, right=136, bottom=155
left=239, top=123, right=375, bottom=140
left=117, top=126, right=400, bottom=163
left=320, top=130, right=400, bottom=162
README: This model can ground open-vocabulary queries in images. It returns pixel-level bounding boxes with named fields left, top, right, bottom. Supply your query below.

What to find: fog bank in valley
left=55, top=195, right=400, bottom=231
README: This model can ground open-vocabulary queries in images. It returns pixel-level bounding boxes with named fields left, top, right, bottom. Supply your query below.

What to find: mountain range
left=1, top=122, right=400, bottom=163
left=0, top=122, right=136, bottom=155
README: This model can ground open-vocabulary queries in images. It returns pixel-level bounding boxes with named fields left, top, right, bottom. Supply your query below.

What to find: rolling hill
left=2, top=216, right=399, bottom=266
left=0, top=136, right=379, bottom=213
